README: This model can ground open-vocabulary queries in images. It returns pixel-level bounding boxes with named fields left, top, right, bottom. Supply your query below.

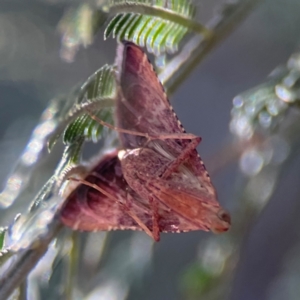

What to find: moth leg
left=124, top=192, right=160, bottom=241
left=161, top=136, right=201, bottom=179
left=149, top=196, right=160, bottom=242
left=124, top=180, right=160, bottom=241
left=68, top=177, right=160, bottom=241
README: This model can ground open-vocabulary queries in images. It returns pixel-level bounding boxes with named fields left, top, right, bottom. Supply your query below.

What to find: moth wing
left=153, top=179, right=230, bottom=233
left=115, top=42, right=214, bottom=193
left=61, top=152, right=208, bottom=234
left=115, top=42, right=185, bottom=148
left=61, top=152, right=147, bottom=231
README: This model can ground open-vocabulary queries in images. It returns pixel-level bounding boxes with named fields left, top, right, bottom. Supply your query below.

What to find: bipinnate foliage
left=4, top=1, right=300, bottom=299
left=60, top=0, right=208, bottom=61
left=0, top=227, right=14, bottom=266
left=52, top=0, right=209, bottom=163
left=105, top=0, right=200, bottom=55
left=230, top=52, right=300, bottom=139
left=63, top=65, right=116, bottom=145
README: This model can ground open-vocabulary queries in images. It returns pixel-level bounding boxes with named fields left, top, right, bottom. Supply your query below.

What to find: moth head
left=210, top=208, right=231, bottom=233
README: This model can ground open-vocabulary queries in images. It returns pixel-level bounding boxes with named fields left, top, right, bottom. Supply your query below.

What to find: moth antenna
left=86, top=111, right=150, bottom=138
left=67, top=177, right=116, bottom=202
left=86, top=111, right=197, bottom=141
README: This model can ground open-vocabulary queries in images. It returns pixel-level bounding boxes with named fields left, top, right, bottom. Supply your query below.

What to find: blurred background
left=1, top=0, right=300, bottom=299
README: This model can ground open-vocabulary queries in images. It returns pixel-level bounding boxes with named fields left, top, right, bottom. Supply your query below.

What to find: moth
left=61, top=42, right=231, bottom=241
left=61, top=150, right=213, bottom=237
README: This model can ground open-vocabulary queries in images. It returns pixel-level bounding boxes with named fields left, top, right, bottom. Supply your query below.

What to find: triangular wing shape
left=61, top=151, right=205, bottom=234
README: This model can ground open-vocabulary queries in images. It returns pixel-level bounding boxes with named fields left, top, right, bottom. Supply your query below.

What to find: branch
left=0, top=214, right=63, bottom=299
left=159, top=0, right=264, bottom=94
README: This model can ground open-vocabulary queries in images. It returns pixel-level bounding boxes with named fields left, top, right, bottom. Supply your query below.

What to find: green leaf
left=0, top=227, right=14, bottom=267
left=230, top=73, right=290, bottom=138
left=0, top=227, right=7, bottom=250
left=63, top=65, right=116, bottom=145
left=47, top=65, right=116, bottom=153
left=181, top=265, right=217, bottom=299
left=105, top=0, right=211, bottom=55
left=0, top=249, right=14, bottom=266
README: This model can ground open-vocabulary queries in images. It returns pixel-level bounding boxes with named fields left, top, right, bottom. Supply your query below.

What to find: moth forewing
left=119, top=146, right=230, bottom=234
left=115, top=42, right=214, bottom=186
left=61, top=151, right=209, bottom=240
left=153, top=183, right=230, bottom=233
left=115, top=42, right=231, bottom=236
left=115, top=42, right=194, bottom=146
left=61, top=151, right=145, bottom=232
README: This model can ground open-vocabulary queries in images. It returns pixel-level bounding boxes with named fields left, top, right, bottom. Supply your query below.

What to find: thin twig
left=65, top=231, right=79, bottom=300
left=159, top=0, right=264, bottom=94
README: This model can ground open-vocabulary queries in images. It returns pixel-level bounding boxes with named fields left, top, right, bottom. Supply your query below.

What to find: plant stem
left=0, top=218, right=63, bottom=300
left=65, top=231, right=80, bottom=300
left=18, top=280, right=27, bottom=300
left=159, top=0, right=264, bottom=94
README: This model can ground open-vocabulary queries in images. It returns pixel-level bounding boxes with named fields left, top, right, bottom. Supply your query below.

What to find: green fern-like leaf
left=105, top=0, right=209, bottom=55
left=0, top=227, right=7, bottom=250
left=0, top=227, right=14, bottom=266
left=63, top=65, right=116, bottom=145
left=229, top=53, right=300, bottom=139
left=230, top=79, right=286, bottom=139
left=0, top=249, right=14, bottom=266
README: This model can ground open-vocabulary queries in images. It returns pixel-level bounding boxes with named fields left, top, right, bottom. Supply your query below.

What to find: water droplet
left=21, top=139, right=43, bottom=166
left=240, top=148, right=264, bottom=176
left=267, top=98, right=280, bottom=116
left=0, top=174, right=23, bottom=208
left=33, top=120, right=56, bottom=137
left=229, top=116, right=253, bottom=139
left=232, top=95, right=244, bottom=108
left=259, top=111, right=272, bottom=128
left=275, top=84, right=297, bottom=103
